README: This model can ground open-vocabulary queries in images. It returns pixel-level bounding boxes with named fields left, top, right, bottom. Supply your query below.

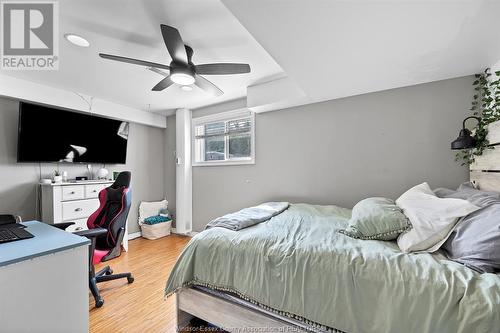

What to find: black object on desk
left=0, top=215, right=34, bottom=244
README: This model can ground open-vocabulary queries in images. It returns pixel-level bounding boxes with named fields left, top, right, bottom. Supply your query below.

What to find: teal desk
left=0, top=221, right=89, bottom=267
left=0, top=221, right=90, bottom=333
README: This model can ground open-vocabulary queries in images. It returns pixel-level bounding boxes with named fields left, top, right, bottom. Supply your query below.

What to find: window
left=193, top=109, right=255, bottom=166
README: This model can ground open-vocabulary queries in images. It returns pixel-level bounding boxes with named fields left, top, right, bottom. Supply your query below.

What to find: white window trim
left=192, top=109, right=255, bottom=167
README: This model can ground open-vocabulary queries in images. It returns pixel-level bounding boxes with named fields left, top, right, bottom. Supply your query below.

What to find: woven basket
left=140, top=221, right=172, bottom=240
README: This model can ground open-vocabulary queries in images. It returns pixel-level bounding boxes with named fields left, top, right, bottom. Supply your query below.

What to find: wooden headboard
left=470, top=120, right=500, bottom=191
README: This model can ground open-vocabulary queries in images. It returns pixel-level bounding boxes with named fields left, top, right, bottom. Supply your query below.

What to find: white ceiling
left=3, top=0, right=500, bottom=118
left=0, top=0, right=283, bottom=115
left=222, top=0, right=500, bottom=103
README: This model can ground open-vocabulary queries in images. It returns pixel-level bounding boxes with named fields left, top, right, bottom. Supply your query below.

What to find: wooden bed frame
left=176, top=287, right=327, bottom=332
left=175, top=119, right=500, bottom=333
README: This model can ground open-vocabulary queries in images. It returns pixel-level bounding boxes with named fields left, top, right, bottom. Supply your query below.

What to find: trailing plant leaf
left=457, top=68, right=500, bottom=165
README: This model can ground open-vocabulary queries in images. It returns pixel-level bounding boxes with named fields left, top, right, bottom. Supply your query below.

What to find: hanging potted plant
left=455, top=68, right=500, bottom=165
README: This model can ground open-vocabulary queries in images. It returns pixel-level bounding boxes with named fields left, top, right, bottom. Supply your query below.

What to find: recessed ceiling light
left=181, top=85, right=193, bottom=91
left=64, top=33, right=90, bottom=47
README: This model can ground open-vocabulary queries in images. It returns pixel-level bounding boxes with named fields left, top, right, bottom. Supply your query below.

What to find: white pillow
left=396, top=183, right=479, bottom=253
left=138, top=199, right=168, bottom=225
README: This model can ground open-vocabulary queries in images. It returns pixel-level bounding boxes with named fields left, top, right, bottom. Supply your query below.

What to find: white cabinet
left=62, top=185, right=85, bottom=201
left=40, top=180, right=129, bottom=251
left=66, top=218, right=89, bottom=233
left=85, top=184, right=107, bottom=198
left=62, top=199, right=99, bottom=221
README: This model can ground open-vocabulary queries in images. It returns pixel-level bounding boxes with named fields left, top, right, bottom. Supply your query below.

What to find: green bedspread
left=165, top=204, right=500, bottom=333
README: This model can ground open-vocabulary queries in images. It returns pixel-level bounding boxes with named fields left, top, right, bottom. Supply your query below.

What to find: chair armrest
left=52, top=222, right=75, bottom=230
left=75, top=227, right=107, bottom=239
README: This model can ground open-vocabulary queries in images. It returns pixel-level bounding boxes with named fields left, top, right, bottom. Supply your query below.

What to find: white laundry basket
left=141, top=221, right=171, bottom=240
left=138, top=199, right=171, bottom=240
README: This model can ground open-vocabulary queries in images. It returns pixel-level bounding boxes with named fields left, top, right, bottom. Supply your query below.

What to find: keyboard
left=0, top=228, right=34, bottom=243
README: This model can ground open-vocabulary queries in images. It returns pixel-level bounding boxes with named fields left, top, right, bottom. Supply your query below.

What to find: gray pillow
left=339, top=197, right=410, bottom=241
left=433, top=187, right=457, bottom=198
left=457, top=181, right=478, bottom=192
left=439, top=184, right=500, bottom=273
left=458, top=181, right=500, bottom=201
left=435, top=182, right=500, bottom=207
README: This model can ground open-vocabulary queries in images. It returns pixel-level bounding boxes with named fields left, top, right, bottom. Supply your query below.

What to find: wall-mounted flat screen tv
left=17, top=102, right=129, bottom=164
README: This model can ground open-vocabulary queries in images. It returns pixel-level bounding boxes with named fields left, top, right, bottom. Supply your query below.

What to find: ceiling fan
left=99, top=24, right=251, bottom=96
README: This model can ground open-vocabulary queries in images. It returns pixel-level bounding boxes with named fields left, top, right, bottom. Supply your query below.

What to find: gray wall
left=189, top=76, right=472, bottom=231
left=0, top=97, right=166, bottom=234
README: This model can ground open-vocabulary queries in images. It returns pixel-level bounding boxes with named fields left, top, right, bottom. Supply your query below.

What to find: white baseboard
left=171, top=228, right=198, bottom=237
left=128, top=229, right=197, bottom=240
left=128, top=231, right=142, bottom=240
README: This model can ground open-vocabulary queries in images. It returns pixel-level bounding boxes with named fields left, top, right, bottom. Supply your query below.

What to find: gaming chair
left=55, top=171, right=134, bottom=308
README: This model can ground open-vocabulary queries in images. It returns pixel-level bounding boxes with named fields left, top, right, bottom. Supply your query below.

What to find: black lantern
left=451, top=116, right=481, bottom=150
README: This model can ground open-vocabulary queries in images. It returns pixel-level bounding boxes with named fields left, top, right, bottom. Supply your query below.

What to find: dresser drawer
left=62, top=199, right=99, bottom=221
left=85, top=184, right=106, bottom=199
left=65, top=218, right=88, bottom=232
left=61, top=186, right=85, bottom=201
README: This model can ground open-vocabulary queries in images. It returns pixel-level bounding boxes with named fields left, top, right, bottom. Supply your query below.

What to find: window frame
left=192, top=109, right=255, bottom=167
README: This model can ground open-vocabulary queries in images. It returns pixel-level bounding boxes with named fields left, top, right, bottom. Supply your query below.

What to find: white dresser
left=40, top=180, right=129, bottom=251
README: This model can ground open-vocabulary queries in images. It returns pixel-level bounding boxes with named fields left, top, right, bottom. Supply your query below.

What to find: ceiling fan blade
left=99, top=53, right=170, bottom=70
left=160, top=24, right=188, bottom=64
left=195, top=63, right=250, bottom=75
left=152, top=76, right=174, bottom=91
left=149, top=67, right=169, bottom=77
left=194, top=75, right=224, bottom=96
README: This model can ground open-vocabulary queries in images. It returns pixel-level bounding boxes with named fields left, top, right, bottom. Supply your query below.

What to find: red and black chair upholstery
left=55, top=171, right=134, bottom=308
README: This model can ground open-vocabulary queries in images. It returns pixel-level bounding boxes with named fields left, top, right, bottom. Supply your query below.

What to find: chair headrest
left=111, top=171, right=131, bottom=189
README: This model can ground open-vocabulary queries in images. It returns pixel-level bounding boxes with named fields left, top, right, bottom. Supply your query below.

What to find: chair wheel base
left=127, top=276, right=134, bottom=284
left=95, top=299, right=104, bottom=308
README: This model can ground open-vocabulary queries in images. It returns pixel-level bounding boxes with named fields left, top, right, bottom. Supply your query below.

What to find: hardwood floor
left=90, top=234, right=191, bottom=333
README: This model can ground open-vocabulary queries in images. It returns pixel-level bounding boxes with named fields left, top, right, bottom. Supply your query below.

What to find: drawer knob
left=70, top=191, right=75, bottom=194
left=75, top=227, right=83, bottom=231
left=74, top=208, right=83, bottom=212
left=92, top=190, right=97, bottom=193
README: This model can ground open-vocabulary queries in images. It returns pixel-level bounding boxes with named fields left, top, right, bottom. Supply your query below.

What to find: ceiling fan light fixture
left=170, top=72, right=195, bottom=85
left=64, top=33, right=90, bottom=47
left=98, top=25, right=250, bottom=95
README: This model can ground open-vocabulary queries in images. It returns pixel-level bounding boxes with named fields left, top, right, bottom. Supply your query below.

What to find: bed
left=165, top=203, right=500, bottom=332
left=165, top=121, right=500, bottom=333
